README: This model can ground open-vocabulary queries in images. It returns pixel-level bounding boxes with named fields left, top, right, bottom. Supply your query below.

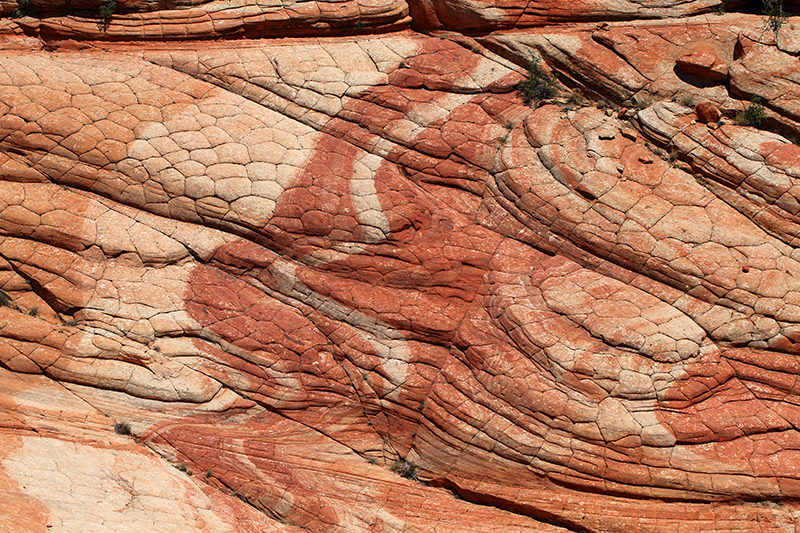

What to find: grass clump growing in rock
left=391, top=460, right=421, bottom=482
left=735, top=96, right=766, bottom=128
left=174, top=463, right=192, bottom=475
left=518, top=56, right=558, bottom=107
left=11, top=0, right=37, bottom=18
left=99, top=0, right=117, bottom=18
left=762, top=0, right=788, bottom=31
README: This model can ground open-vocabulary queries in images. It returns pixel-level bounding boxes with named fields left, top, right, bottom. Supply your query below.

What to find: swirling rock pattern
left=3, top=3, right=800, bottom=533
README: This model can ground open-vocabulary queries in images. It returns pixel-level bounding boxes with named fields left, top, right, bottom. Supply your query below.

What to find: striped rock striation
left=2, top=2, right=800, bottom=532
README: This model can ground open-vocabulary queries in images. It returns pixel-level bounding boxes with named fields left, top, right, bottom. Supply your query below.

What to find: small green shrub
left=713, top=4, right=726, bottom=15
left=569, top=87, right=586, bottom=107
left=668, top=146, right=680, bottom=164
left=11, top=0, right=36, bottom=18
left=594, top=98, right=612, bottom=110
left=634, top=97, right=650, bottom=110
left=114, top=422, right=132, bottom=435
left=27, top=306, right=38, bottom=316
left=174, top=462, right=192, bottom=475
left=391, top=460, right=420, bottom=482
left=679, top=95, right=696, bottom=107
left=517, top=56, right=558, bottom=107
left=735, top=96, right=766, bottom=128
left=763, top=0, right=788, bottom=32
left=99, top=0, right=117, bottom=19
left=0, top=290, right=10, bottom=307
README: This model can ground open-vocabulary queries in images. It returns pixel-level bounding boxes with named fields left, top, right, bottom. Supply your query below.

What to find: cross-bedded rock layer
left=2, top=3, right=800, bottom=532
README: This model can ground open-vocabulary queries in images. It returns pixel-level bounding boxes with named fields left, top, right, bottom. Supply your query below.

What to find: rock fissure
left=5, top=4, right=800, bottom=533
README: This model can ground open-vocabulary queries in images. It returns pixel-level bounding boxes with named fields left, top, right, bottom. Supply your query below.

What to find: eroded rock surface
left=3, top=3, right=800, bottom=533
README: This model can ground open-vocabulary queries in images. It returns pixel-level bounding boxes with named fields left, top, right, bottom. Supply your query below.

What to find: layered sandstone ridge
left=3, top=2, right=800, bottom=533
left=5, top=0, right=799, bottom=39
left=4, top=0, right=411, bottom=40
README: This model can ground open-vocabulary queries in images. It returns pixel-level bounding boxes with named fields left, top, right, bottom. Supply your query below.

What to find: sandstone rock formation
left=2, top=1, right=800, bottom=532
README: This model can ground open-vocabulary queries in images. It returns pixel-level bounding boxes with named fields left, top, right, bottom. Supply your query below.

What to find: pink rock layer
left=3, top=7, right=800, bottom=533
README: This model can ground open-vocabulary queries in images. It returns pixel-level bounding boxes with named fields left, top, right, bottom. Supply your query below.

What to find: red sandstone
left=2, top=3, right=800, bottom=533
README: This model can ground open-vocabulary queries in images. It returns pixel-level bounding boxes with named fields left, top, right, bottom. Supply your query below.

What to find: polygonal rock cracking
left=410, top=0, right=726, bottom=31
left=729, top=29, right=800, bottom=130
left=9, top=0, right=412, bottom=40
left=485, top=18, right=744, bottom=108
left=4, top=11, right=800, bottom=533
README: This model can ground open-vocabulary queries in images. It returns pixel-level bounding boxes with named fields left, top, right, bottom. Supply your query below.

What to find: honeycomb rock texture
left=3, top=2, right=800, bottom=532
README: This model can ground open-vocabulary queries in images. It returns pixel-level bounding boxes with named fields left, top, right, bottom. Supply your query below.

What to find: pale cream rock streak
left=228, top=436, right=297, bottom=517
left=267, top=260, right=412, bottom=398
left=3, top=436, right=237, bottom=533
left=638, top=104, right=800, bottom=323
left=81, top=262, right=198, bottom=340
left=314, top=39, right=517, bottom=255
left=64, top=328, right=221, bottom=403
left=540, top=269, right=707, bottom=362
left=58, top=59, right=310, bottom=233
left=351, top=152, right=392, bottom=244
left=370, top=340, right=413, bottom=401
left=490, top=253, right=685, bottom=446
left=143, top=37, right=513, bottom=258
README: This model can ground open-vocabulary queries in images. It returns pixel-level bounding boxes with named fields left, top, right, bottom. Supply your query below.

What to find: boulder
left=675, top=50, right=729, bottom=81
left=695, top=100, right=721, bottom=122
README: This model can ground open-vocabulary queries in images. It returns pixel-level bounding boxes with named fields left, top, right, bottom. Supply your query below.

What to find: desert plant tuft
left=99, top=0, right=117, bottom=19
left=517, top=56, right=558, bottom=107
left=667, top=146, right=680, bottom=164
left=679, top=95, right=696, bottom=107
left=762, top=0, right=788, bottom=32
left=0, top=290, right=10, bottom=307
left=174, top=462, right=192, bottom=475
left=11, top=0, right=36, bottom=18
left=569, top=87, right=586, bottom=107
left=713, top=3, right=726, bottom=15
left=652, top=145, right=669, bottom=160
left=391, top=460, right=420, bottom=482
left=114, top=421, right=132, bottom=435
left=735, top=96, right=766, bottom=128
left=27, top=306, right=38, bottom=316
left=634, top=97, right=650, bottom=110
